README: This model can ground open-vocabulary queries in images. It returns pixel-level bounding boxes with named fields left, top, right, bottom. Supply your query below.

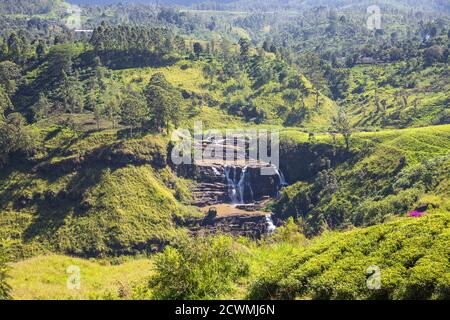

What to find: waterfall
left=272, top=165, right=288, bottom=198
left=225, top=166, right=239, bottom=204
left=275, top=167, right=288, bottom=187
left=225, top=166, right=254, bottom=205
left=265, top=215, right=276, bottom=233
left=225, top=165, right=287, bottom=204
left=237, top=166, right=254, bottom=204
left=237, top=167, right=247, bottom=204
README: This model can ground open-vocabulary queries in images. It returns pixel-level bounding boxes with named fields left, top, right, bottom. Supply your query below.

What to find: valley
left=0, top=0, right=448, bottom=301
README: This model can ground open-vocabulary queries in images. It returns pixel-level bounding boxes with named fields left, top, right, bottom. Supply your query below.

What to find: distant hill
left=67, top=0, right=225, bottom=6
left=66, top=0, right=450, bottom=13
left=0, top=0, right=61, bottom=15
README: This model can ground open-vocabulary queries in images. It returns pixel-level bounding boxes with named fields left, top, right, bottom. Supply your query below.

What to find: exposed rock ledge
left=185, top=205, right=271, bottom=239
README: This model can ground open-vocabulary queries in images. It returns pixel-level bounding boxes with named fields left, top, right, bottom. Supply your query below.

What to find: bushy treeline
left=135, top=234, right=248, bottom=300
left=90, top=23, right=186, bottom=68
left=129, top=212, right=449, bottom=300
left=0, top=0, right=57, bottom=15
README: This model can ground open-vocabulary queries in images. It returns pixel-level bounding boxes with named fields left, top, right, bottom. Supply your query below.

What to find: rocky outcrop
left=176, top=163, right=285, bottom=206
left=192, top=182, right=228, bottom=206
left=186, top=213, right=271, bottom=240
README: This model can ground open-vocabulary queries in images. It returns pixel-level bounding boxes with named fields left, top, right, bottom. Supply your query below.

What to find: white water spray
left=224, top=166, right=239, bottom=204
left=265, top=215, right=276, bottom=233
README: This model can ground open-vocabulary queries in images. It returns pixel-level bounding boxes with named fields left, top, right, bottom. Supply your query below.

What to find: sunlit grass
left=9, top=255, right=153, bottom=300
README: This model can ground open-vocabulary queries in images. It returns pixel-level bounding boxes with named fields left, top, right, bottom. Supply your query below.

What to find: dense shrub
left=148, top=235, right=249, bottom=300
left=0, top=242, right=11, bottom=300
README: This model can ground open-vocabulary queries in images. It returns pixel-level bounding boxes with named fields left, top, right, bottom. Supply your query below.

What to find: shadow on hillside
left=22, top=165, right=105, bottom=242
left=80, top=50, right=181, bottom=70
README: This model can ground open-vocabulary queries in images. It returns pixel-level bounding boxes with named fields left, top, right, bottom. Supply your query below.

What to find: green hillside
left=249, top=212, right=450, bottom=300
left=8, top=210, right=449, bottom=300
left=345, top=62, right=450, bottom=129
left=275, top=125, right=450, bottom=235
left=0, top=0, right=449, bottom=302
left=0, top=127, right=196, bottom=259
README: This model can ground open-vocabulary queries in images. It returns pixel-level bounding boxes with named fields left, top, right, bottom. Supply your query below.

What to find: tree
left=0, top=61, right=21, bottom=97
left=0, top=38, right=7, bottom=61
left=7, top=33, right=22, bottom=64
left=120, top=91, right=147, bottom=137
left=148, top=235, right=248, bottom=300
left=144, top=73, right=182, bottom=134
left=0, top=86, right=12, bottom=120
left=58, top=70, right=84, bottom=113
left=238, top=37, right=250, bottom=63
left=35, top=40, right=46, bottom=60
left=104, top=86, right=121, bottom=129
left=32, top=93, right=51, bottom=120
left=93, top=104, right=103, bottom=131
left=332, top=111, right=353, bottom=150
left=424, top=45, right=444, bottom=66
left=46, top=44, right=75, bottom=80
left=0, top=113, right=37, bottom=168
left=193, top=42, right=203, bottom=59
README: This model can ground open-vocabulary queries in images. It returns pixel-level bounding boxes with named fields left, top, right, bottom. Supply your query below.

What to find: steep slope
left=249, top=211, right=450, bottom=300
left=0, top=127, right=196, bottom=259
left=275, top=125, right=450, bottom=235
left=345, top=62, right=450, bottom=129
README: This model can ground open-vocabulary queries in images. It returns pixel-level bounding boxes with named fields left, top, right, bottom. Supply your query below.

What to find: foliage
left=0, top=113, right=37, bottom=168
left=249, top=212, right=450, bottom=300
left=149, top=234, right=249, bottom=300
left=332, top=111, right=353, bottom=150
left=0, top=127, right=195, bottom=258
left=275, top=125, right=450, bottom=235
left=144, top=73, right=183, bottom=133
left=119, top=91, right=148, bottom=137
left=0, top=241, right=11, bottom=300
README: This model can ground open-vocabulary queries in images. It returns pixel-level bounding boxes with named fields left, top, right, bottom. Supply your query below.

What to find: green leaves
left=250, top=213, right=450, bottom=300
left=0, top=113, right=38, bottom=168
left=144, top=73, right=183, bottom=134
left=150, top=235, right=249, bottom=300
left=0, top=241, right=11, bottom=300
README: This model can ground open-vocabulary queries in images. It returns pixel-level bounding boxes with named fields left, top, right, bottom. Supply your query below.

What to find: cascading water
left=225, top=166, right=254, bottom=204
left=225, top=166, right=239, bottom=204
left=225, top=165, right=287, bottom=204
left=265, top=215, right=277, bottom=233
left=237, top=166, right=254, bottom=204
left=237, top=167, right=246, bottom=204
left=275, top=168, right=288, bottom=187
left=273, top=165, right=288, bottom=197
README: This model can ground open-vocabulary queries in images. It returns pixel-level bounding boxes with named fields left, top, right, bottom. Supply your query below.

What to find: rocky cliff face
left=173, top=136, right=287, bottom=238
left=175, top=163, right=285, bottom=206
left=186, top=209, right=272, bottom=240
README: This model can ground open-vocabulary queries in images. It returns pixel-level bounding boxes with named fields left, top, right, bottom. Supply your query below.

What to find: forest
left=0, top=0, right=448, bottom=301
